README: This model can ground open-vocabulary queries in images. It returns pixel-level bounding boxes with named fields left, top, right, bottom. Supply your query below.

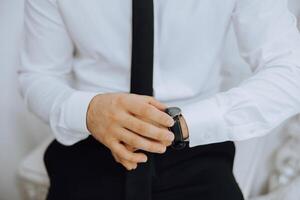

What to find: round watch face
left=165, top=107, right=182, bottom=117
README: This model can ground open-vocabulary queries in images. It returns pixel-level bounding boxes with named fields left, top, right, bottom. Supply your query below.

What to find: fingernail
left=142, top=157, right=148, bottom=162
left=168, top=118, right=175, bottom=126
left=167, top=132, right=175, bottom=141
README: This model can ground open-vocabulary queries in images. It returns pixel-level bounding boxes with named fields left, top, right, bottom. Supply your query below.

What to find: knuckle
left=130, top=93, right=138, bottom=99
left=112, top=95, right=120, bottom=106
left=115, top=94, right=126, bottom=106
left=109, top=112, right=119, bottom=122
left=128, top=137, right=138, bottom=147
left=127, top=136, right=136, bottom=146
left=135, top=139, right=147, bottom=149
left=146, top=96, right=155, bottom=102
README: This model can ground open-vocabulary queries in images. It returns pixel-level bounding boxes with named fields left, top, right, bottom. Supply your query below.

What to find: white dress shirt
left=19, top=0, right=300, bottom=148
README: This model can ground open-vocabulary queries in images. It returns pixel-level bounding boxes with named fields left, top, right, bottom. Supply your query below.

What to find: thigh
left=152, top=163, right=244, bottom=200
left=152, top=144, right=244, bottom=200
left=44, top=137, right=126, bottom=200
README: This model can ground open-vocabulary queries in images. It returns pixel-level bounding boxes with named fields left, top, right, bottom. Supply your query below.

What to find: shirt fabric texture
left=19, top=0, right=300, bottom=148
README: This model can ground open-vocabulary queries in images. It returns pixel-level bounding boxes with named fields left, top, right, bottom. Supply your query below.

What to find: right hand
left=86, top=92, right=175, bottom=170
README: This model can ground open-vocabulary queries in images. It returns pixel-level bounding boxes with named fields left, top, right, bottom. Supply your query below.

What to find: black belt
left=124, top=0, right=156, bottom=199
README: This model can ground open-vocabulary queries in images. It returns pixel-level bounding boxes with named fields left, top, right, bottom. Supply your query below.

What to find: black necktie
left=125, top=0, right=155, bottom=200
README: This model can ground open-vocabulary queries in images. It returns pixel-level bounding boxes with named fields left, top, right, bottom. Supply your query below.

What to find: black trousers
left=44, top=136, right=244, bottom=200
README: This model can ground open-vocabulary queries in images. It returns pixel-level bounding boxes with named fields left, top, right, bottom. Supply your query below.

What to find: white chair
left=17, top=137, right=52, bottom=200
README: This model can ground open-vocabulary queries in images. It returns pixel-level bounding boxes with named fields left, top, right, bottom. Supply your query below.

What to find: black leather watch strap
left=165, top=107, right=187, bottom=150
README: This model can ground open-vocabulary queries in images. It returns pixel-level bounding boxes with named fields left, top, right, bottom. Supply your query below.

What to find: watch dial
left=165, top=107, right=182, bottom=117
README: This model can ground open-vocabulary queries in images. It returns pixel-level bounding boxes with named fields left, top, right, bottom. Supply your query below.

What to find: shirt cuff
left=181, top=95, right=229, bottom=148
left=63, top=91, right=99, bottom=135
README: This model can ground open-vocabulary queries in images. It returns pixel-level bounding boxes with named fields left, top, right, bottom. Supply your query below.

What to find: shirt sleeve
left=181, top=0, right=300, bottom=148
left=18, top=0, right=99, bottom=145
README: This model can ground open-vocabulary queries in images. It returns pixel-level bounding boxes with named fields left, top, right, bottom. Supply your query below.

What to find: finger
left=124, top=143, right=138, bottom=152
left=142, top=96, right=168, bottom=111
left=119, top=158, right=138, bottom=171
left=111, top=141, right=148, bottom=163
left=142, top=104, right=175, bottom=127
left=123, top=162, right=138, bottom=171
left=111, top=152, right=120, bottom=163
left=121, top=113, right=174, bottom=143
left=112, top=152, right=138, bottom=170
left=117, top=127, right=168, bottom=153
left=125, top=98, right=174, bottom=128
left=138, top=118, right=173, bottom=147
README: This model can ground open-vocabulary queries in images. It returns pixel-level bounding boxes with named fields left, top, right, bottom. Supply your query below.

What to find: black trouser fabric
left=44, top=136, right=244, bottom=200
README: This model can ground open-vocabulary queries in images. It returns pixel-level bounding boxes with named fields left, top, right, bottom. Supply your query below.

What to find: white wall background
left=0, top=1, right=299, bottom=200
left=0, top=1, right=51, bottom=200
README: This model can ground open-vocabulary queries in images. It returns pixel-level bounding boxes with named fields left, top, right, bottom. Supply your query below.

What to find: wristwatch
left=165, top=107, right=189, bottom=150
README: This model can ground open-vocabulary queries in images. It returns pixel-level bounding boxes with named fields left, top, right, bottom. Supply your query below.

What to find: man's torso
left=56, top=0, right=236, bottom=102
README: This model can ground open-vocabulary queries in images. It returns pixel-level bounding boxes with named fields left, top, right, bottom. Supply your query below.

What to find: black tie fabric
left=125, top=0, right=155, bottom=200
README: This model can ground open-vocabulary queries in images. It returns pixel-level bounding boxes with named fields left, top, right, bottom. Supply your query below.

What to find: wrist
left=165, top=107, right=189, bottom=149
left=179, top=115, right=189, bottom=140
left=86, top=93, right=103, bottom=135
